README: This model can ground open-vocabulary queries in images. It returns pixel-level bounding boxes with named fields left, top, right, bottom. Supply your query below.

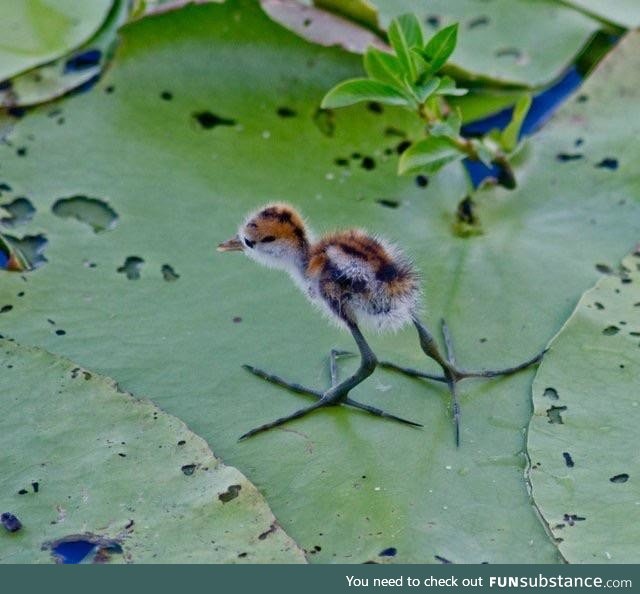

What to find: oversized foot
left=379, top=349, right=545, bottom=383
left=381, top=319, right=546, bottom=446
left=239, top=361, right=422, bottom=440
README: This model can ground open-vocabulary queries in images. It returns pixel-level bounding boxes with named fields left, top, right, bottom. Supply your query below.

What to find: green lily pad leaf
left=129, top=0, right=223, bottom=22
left=333, top=0, right=602, bottom=87
left=321, top=78, right=409, bottom=108
left=0, top=340, right=305, bottom=563
left=563, top=0, right=640, bottom=28
left=527, top=252, right=640, bottom=563
left=314, top=0, right=380, bottom=31
left=0, top=0, right=114, bottom=83
left=0, top=0, right=129, bottom=109
left=1, top=1, right=640, bottom=564
left=262, top=0, right=387, bottom=55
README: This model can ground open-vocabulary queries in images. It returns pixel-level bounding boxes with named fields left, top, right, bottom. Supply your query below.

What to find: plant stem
left=417, top=102, right=479, bottom=160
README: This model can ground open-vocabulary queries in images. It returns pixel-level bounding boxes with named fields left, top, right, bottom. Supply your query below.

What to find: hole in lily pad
left=546, top=405, right=567, bottom=424
left=379, top=547, right=397, bottom=557
left=495, top=47, right=522, bottom=60
left=219, top=484, right=241, bottom=503
left=563, top=514, right=586, bottom=526
left=602, top=326, right=619, bottom=336
left=367, top=102, right=383, bottom=114
left=46, top=533, right=122, bottom=564
left=117, top=257, right=144, bottom=280
left=396, top=140, right=411, bottom=154
left=384, top=126, right=405, bottom=138
left=0, top=197, right=35, bottom=227
left=562, top=452, right=574, bottom=468
left=193, top=111, right=236, bottom=129
left=2, top=233, right=48, bottom=269
left=595, top=263, right=613, bottom=274
left=425, top=15, right=440, bottom=28
left=1, top=512, right=22, bottom=533
left=596, top=158, right=618, bottom=170
left=161, top=264, right=180, bottom=282
left=610, top=473, right=629, bottom=483
left=415, top=175, right=429, bottom=187
left=361, top=156, right=375, bottom=170
left=467, top=16, right=489, bottom=29
left=376, top=199, right=399, bottom=209
left=312, top=108, right=335, bottom=137
left=276, top=106, right=296, bottom=118
left=181, top=464, right=196, bottom=476
left=52, top=196, right=118, bottom=232
left=258, top=523, right=277, bottom=540
left=543, top=387, right=559, bottom=400
left=556, top=153, right=582, bottom=162
left=160, top=91, right=173, bottom=101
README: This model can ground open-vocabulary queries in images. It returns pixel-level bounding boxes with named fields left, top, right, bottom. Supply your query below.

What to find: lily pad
left=527, top=252, right=640, bottom=563
left=0, top=340, right=305, bottom=563
left=262, top=0, right=387, bottom=54
left=0, top=0, right=114, bottom=83
left=564, top=0, right=640, bottom=28
left=0, top=1, right=639, bottom=564
left=0, top=0, right=129, bottom=109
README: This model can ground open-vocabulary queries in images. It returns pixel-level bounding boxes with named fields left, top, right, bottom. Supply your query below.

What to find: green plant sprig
left=321, top=14, right=530, bottom=188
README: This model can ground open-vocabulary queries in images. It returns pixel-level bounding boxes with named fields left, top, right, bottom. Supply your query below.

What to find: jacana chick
left=219, top=203, right=544, bottom=444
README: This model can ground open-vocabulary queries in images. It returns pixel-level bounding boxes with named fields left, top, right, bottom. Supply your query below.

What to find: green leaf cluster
left=322, top=15, right=464, bottom=112
left=321, top=13, right=531, bottom=182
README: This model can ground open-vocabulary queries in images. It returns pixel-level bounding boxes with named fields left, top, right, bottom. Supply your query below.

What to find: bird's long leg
left=441, top=320, right=461, bottom=447
left=243, top=361, right=419, bottom=429
left=239, top=321, right=421, bottom=440
left=377, top=361, right=447, bottom=383
left=327, top=347, right=421, bottom=428
left=381, top=317, right=544, bottom=446
left=414, top=318, right=546, bottom=382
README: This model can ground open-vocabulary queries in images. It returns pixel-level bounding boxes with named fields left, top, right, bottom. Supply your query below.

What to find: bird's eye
left=261, top=236, right=276, bottom=243
left=244, top=237, right=256, bottom=248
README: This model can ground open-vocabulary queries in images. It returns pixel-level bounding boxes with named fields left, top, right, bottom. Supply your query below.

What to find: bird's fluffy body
left=230, top=203, right=421, bottom=331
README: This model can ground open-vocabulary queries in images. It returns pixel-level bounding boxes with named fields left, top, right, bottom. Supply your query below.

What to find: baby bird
left=219, top=203, right=544, bottom=444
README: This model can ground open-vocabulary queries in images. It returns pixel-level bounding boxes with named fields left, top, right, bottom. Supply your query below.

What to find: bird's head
left=218, top=203, right=310, bottom=272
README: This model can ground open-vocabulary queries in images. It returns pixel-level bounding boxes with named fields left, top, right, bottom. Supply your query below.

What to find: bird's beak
left=217, top=235, right=243, bottom=252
